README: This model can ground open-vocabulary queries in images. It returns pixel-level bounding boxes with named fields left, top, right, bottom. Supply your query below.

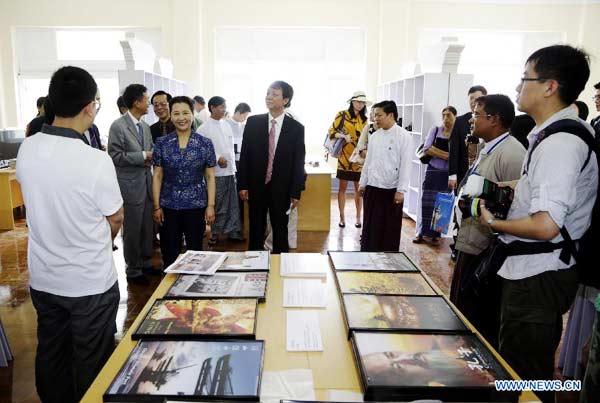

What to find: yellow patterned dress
left=328, top=110, right=367, bottom=182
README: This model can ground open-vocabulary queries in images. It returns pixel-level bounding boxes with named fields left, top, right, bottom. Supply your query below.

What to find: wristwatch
left=487, top=217, right=495, bottom=227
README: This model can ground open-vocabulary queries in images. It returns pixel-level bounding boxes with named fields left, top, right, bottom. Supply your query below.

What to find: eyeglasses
left=520, top=77, right=550, bottom=84
left=471, top=112, right=493, bottom=119
left=93, top=100, right=101, bottom=113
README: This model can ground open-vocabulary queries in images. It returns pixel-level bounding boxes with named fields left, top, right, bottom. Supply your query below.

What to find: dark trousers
left=499, top=268, right=578, bottom=403
left=360, top=186, right=403, bottom=252
left=122, top=196, right=154, bottom=277
left=248, top=184, right=289, bottom=253
left=581, top=312, right=600, bottom=402
left=30, top=282, right=119, bottom=403
left=236, top=161, right=244, bottom=227
left=160, top=207, right=206, bottom=268
left=450, top=251, right=501, bottom=349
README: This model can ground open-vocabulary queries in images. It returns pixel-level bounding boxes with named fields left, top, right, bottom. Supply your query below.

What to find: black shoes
left=126, top=274, right=150, bottom=285
left=142, top=266, right=162, bottom=276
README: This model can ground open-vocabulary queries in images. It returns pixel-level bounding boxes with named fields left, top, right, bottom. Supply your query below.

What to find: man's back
left=17, top=131, right=123, bottom=297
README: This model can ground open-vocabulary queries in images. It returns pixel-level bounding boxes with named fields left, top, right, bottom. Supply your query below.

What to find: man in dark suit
left=108, top=84, right=155, bottom=284
left=238, top=81, right=305, bottom=253
left=149, top=90, right=175, bottom=143
left=448, top=85, right=488, bottom=191
left=592, top=81, right=600, bottom=138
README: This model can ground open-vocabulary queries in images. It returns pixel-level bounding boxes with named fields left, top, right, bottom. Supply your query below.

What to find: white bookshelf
left=117, top=70, right=188, bottom=125
left=377, top=72, right=473, bottom=230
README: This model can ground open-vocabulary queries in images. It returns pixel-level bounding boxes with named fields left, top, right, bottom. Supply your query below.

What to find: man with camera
left=478, top=45, right=597, bottom=403
left=449, top=94, right=526, bottom=348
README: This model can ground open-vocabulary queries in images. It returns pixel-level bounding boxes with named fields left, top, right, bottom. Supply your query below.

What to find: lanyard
left=467, top=134, right=509, bottom=176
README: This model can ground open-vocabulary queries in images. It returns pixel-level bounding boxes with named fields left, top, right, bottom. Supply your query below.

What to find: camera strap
left=511, top=118, right=597, bottom=265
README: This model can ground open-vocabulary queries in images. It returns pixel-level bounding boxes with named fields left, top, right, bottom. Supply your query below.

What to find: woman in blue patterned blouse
left=152, top=96, right=216, bottom=268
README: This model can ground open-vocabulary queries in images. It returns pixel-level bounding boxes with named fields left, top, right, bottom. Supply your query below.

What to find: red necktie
left=265, top=119, right=276, bottom=184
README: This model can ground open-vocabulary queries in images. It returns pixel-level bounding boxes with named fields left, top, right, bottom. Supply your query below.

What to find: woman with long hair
left=328, top=91, right=370, bottom=228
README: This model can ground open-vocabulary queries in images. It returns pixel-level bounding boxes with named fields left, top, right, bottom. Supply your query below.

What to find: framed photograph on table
left=132, top=299, right=258, bottom=340
left=351, top=331, right=519, bottom=402
left=104, top=340, right=264, bottom=402
left=335, top=271, right=436, bottom=296
left=341, top=294, right=468, bottom=336
left=166, top=272, right=268, bottom=301
left=328, top=251, right=419, bottom=272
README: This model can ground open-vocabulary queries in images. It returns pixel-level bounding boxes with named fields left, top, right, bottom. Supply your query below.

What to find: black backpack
left=515, top=119, right=600, bottom=287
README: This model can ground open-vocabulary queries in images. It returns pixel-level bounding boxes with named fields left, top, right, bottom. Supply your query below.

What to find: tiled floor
left=0, top=195, right=578, bottom=402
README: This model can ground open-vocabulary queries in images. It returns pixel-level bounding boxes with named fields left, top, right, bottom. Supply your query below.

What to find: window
left=418, top=29, right=563, bottom=102
left=215, top=27, right=367, bottom=154
left=56, top=30, right=126, bottom=61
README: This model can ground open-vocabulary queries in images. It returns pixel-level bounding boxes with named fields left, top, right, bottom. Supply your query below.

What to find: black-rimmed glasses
left=520, top=77, right=550, bottom=84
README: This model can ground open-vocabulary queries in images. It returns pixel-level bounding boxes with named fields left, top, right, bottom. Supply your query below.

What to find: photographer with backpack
left=477, top=45, right=599, bottom=403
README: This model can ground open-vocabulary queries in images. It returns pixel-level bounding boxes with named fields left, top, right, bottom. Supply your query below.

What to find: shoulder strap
left=525, top=119, right=597, bottom=174
left=516, top=119, right=599, bottom=264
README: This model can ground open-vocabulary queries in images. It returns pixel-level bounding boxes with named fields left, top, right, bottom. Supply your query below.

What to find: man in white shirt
left=358, top=100, right=413, bottom=251
left=17, top=66, right=124, bottom=403
left=193, top=95, right=209, bottom=129
left=226, top=102, right=252, bottom=163
left=199, top=96, right=243, bottom=243
left=478, top=45, right=597, bottom=403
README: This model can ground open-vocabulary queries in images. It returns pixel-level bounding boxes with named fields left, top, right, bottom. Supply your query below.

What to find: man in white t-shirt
left=16, top=66, right=124, bottom=403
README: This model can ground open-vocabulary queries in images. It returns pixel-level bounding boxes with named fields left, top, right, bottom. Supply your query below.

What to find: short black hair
left=574, top=100, right=589, bottom=121
left=151, top=90, right=172, bottom=105
left=193, top=96, right=205, bottom=105
left=372, top=100, right=399, bottom=121
left=269, top=81, right=294, bottom=108
left=36, top=96, right=46, bottom=108
left=208, top=96, right=226, bottom=113
left=594, top=82, right=600, bottom=90
left=475, top=94, right=515, bottom=129
left=169, top=96, right=194, bottom=113
left=442, top=106, right=457, bottom=116
left=234, top=102, right=251, bottom=114
left=122, top=84, right=147, bottom=109
left=117, top=96, right=126, bottom=109
left=48, top=66, right=98, bottom=118
left=526, top=45, right=590, bottom=105
left=42, top=96, right=55, bottom=124
left=509, top=114, right=535, bottom=149
left=468, top=85, right=488, bottom=96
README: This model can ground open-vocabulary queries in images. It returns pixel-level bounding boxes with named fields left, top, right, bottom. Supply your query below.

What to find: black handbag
left=415, top=144, right=432, bottom=164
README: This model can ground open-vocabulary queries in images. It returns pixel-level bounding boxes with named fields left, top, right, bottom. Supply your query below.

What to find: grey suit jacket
left=108, top=114, right=153, bottom=205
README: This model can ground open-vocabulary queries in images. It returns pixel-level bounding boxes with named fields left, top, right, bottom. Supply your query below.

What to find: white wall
left=1, top=0, right=600, bottom=128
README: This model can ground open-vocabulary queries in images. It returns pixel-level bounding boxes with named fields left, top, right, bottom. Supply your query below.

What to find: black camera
left=457, top=176, right=514, bottom=219
left=466, top=134, right=480, bottom=144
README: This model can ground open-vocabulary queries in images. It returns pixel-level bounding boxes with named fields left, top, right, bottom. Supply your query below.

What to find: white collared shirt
left=225, top=118, right=245, bottom=161
left=498, top=106, right=598, bottom=280
left=268, top=112, right=285, bottom=151
left=198, top=117, right=236, bottom=177
left=359, top=124, right=413, bottom=193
